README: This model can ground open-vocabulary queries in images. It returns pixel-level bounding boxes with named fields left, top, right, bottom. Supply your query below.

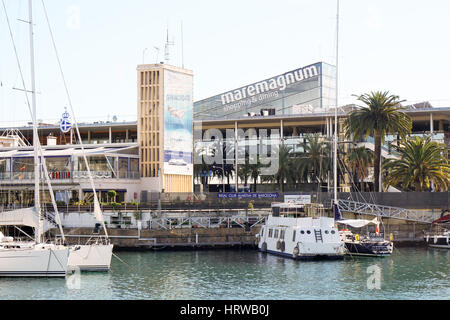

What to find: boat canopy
left=0, top=207, right=39, bottom=229
left=432, top=214, right=450, bottom=225
left=336, top=217, right=379, bottom=228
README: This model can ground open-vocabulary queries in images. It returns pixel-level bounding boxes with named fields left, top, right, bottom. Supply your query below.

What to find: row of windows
left=263, top=228, right=336, bottom=240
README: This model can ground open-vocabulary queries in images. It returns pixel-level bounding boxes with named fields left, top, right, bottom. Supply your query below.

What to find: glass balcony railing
left=0, top=171, right=140, bottom=181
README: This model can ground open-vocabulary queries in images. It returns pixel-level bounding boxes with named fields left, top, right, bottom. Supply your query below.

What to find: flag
left=334, top=203, right=342, bottom=221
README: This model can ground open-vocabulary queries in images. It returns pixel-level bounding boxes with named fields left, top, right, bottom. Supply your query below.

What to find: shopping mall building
left=0, top=61, right=449, bottom=205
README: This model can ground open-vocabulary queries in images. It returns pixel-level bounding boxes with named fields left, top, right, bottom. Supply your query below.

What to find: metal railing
left=337, top=199, right=441, bottom=224
left=0, top=170, right=140, bottom=181
left=145, top=214, right=267, bottom=230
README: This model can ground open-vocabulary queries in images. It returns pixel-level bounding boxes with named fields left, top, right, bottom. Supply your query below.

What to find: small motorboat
left=424, top=211, right=450, bottom=249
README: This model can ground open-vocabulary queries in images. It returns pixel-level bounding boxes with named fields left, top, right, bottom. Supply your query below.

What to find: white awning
left=336, top=217, right=379, bottom=228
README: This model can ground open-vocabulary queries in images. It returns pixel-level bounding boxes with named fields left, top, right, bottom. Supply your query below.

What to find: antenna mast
left=164, top=27, right=174, bottom=64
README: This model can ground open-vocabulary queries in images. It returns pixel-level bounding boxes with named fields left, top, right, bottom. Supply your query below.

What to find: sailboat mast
left=29, top=0, right=41, bottom=243
left=333, top=0, right=339, bottom=205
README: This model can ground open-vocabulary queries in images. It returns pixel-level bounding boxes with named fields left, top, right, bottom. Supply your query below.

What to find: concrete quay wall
left=55, top=226, right=260, bottom=249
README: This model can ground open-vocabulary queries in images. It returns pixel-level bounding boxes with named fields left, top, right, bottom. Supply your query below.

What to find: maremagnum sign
left=219, top=62, right=321, bottom=113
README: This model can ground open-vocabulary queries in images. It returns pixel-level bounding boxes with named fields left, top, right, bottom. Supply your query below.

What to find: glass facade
left=194, top=62, right=336, bottom=121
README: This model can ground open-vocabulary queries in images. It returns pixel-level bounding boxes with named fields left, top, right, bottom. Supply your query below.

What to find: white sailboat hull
left=68, top=244, right=113, bottom=271
left=0, top=244, right=69, bottom=277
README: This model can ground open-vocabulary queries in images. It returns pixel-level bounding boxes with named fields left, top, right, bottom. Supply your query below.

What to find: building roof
left=0, top=143, right=139, bottom=158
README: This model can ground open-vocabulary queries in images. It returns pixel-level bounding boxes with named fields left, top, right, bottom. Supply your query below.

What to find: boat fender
left=354, top=234, right=360, bottom=241
left=390, top=233, right=394, bottom=241
left=261, top=242, right=267, bottom=253
left=276, top=240, right=281, bottom=250
left=293, top=246, right=299, bottom=259
left=280, top=241, right=285, bottom=252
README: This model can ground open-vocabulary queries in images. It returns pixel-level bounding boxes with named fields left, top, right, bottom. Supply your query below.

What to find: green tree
left=383, top=136, right=450, bottom=191
left=107, top=190, right=117, bottom=203
left=344, top=91, right=412, bottom=192
left=249, top=159, right=262, bottom=192
left=274, top=145, right=293, bottom=192
left=237, top=160, right=252, bottom=188
left=346, top=146, right=373, bottom=192
left=297, top=134, right=332, bottom=191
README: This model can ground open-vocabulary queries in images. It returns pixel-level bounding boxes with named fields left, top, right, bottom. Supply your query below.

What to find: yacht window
left=274, top=229, right=279, bottom=238
left=292, top=230, right=296, bottom=242
left=269, top=229, right=273, bottom=238
left=261, top=229, right=264, bottom=237
left=280, top=230, right=285, bottom=239
left=306, top=230, right=311, bottom=234
left=325, top=230, right=329, bottom=234
left=331, top=230, right=335, bottom=234
left=300, top=230, right=305, bottom=234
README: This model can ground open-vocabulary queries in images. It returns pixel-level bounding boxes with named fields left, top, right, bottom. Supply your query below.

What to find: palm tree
left=346, top=146, right=373, bottom=192
left=383, top=136, right=449, bottom=191
left=274, top=145, right=293, bottom=192
left=344, top=91, right=412, bottom=192
left=250, top=157, right=263, bottom=192
left=237, top=160, right=252, bottom=188
left=297, top=134, right=332, bottom=191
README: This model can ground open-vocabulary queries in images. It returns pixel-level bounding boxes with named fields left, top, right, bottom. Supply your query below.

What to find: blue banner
left=217, top=193, right=279, bottom=199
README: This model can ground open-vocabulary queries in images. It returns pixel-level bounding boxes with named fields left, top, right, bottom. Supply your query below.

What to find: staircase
left=314, top=229, right=323, bottom=243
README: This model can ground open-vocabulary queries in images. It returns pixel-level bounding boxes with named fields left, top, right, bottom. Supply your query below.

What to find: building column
left=87, top=130, right=91, bottom=144
left=280, top=120, right=284, bottom=145
left=109, top=126, right=112, bottom=144
left=430, top=113, right=434, bottom=138
left=126, top=129, right=129, bottom=143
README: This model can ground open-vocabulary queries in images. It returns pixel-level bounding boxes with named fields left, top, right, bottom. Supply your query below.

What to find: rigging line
left=112, top=251, right=137, bottom=272
left=1, top=0, right=33, bottom=119
left=40, top=0, right=108, bottom=238
left=2, top=0, right=66, bottom=240
left=336, top=148, right=385, bottom=219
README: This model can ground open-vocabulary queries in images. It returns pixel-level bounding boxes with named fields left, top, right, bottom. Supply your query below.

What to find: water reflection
left=0, top=247, right=448, bottom=300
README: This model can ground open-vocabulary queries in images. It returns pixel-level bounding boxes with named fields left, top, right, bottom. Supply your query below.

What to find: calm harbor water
left=0, top=247, right=448, bottom=300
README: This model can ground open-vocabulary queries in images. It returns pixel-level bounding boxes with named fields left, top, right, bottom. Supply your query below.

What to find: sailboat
left=334, top=205, right=393, bottom=256
left=329, top=0, right=393, bottom=257
left=256, top=1, right=345, bottom=260
left=37, top=138, right=113, bottom=272
left=0, top=0, right=69, bottom=277
left=20, top=0, right=114, bottom=271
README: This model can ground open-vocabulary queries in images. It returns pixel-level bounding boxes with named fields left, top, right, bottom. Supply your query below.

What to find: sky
left=1, top=0, right=450, bottom=127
